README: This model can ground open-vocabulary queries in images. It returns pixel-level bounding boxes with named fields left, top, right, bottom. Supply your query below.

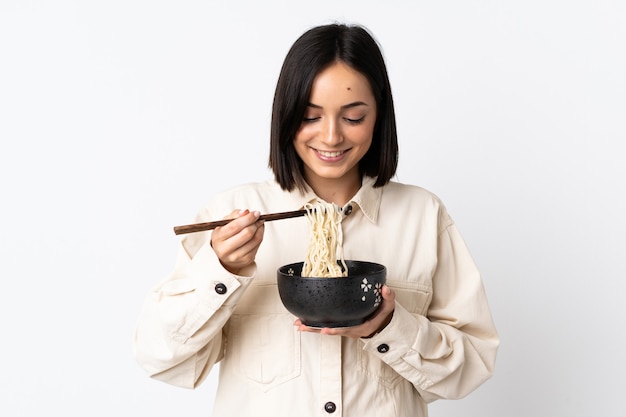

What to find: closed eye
left=345, top=116, right=365, bottom=125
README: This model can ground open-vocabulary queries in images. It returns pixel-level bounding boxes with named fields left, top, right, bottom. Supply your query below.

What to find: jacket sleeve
left=133, top=224, right=255, bottom=389
left=361, top=219, right=499, bottom=402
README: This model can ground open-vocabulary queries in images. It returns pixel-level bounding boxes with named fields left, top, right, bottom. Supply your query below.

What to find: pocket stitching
left=229, top=314, right=301, bottom=392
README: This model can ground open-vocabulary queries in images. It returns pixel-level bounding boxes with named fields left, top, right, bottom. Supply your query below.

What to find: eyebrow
left=307, top=101, right=369, bottom=110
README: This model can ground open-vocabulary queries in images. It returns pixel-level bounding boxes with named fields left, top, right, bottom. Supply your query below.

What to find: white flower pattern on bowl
left=360, top=278, right=382, bottom=308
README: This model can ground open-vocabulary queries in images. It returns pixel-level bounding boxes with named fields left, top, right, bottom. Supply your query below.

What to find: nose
left=320, top=118, right=342, bottom=146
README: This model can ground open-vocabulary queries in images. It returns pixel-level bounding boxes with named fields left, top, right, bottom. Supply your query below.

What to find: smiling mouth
left=314, top=149, right=348, bottom=157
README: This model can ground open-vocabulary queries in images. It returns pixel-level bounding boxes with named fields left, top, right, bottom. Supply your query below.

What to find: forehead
left=309, top=61, right=374, bottom=101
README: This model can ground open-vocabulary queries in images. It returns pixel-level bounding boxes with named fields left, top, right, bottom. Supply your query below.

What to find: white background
left=1, top=1, right=625, bottom=416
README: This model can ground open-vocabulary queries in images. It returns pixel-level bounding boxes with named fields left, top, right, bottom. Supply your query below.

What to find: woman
left=134, top=23, right=499, bottom=417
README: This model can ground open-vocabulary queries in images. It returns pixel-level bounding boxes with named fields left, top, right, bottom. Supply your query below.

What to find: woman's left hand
left=294, top=285, right=396, bottom=339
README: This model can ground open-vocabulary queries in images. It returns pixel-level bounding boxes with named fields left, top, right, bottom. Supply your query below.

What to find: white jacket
left=133, top=177, right=499, bottom=417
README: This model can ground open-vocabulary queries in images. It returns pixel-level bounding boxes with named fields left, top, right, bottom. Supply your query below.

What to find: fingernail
left=253, top=211, right=261, bottom=219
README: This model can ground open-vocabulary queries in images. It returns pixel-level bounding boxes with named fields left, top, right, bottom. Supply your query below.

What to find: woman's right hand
left=210, top=209, right=265, bottom=274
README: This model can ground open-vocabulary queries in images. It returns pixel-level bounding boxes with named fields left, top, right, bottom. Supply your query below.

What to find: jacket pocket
left=228, top=313, right=301, bottom=392
left=391, top=284, right=433, bottom=316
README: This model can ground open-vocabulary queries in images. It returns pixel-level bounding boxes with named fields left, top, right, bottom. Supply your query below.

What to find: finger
left=230, top=220, right=265, bottom=254
left=381, top=285, right=395, bottom=302
left=229, top=225, right=265, bottom=263
left=213, top=210, right=261, bottom=244
left=293, top=288, right=396, bottom=339
left=378, top=286, right=396, bottom=317
left=216, top=222, right=264, bottom=264
left=335, top=288, right=396, bottom=338
left=320, top=327, right=340, bottom=336
left=220, top=209, right=249, bottom=224
left=293, top=319, right=322, bottom=334
left=228, top=209, right=247, bottom=219
left=219, top=210, right=261, bottom=234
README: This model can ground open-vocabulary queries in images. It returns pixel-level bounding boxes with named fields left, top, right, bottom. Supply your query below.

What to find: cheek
left=293, top=132, right=306, bottom=149
left=361, top=140, right=373, bottom=156
left=292, top=135, right=308, bottom=159
left=355, top=124, right=376, bottom=145
left=294, top=124, right=313, bottom=143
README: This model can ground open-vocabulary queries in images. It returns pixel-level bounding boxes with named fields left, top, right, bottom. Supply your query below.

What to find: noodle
left=301, top=200, right=348, bottom=277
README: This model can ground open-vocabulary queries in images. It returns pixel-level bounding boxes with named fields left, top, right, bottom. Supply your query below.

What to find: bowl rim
left=277, top=260, right=386, bottom=279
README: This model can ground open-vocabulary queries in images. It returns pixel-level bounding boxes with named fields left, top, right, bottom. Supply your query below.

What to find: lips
left=312, top=148, right=351, bottom=162
left=317, top=149, right=345, bottom=157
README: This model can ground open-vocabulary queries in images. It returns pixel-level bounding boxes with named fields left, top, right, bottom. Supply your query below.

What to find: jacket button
left=377, top=343, right=390, bottom=353
left=343, top=204, right=353, bottom=216
left=324, top=402, right=336, bottom=413
left=214, top=283, right=227, bottom=295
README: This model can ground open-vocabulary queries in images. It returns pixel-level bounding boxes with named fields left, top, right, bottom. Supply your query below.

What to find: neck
left=306, top=176, right=362, bottom=206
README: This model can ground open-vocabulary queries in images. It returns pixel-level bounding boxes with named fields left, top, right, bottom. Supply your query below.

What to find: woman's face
left=294, top=61, right=377, bottom=193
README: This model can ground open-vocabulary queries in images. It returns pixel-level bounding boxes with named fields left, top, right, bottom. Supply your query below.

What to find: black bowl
left=277, top=260, right=387, bottom=328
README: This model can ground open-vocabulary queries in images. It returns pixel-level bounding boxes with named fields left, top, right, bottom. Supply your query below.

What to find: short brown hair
left=269, top=23, right=399, bottom=192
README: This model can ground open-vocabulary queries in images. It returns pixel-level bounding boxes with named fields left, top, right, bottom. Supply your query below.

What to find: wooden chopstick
left=173, top=209, right=308, bottom=235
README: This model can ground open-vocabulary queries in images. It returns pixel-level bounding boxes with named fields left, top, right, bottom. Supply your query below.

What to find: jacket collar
left=348, top=176, right=382, bottom=224
left=289, top=176, right=382, bottom=224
